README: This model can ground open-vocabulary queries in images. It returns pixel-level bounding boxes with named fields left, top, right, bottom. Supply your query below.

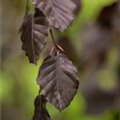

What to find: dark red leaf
left=33, top=0, right=80, bottom=32
left=32, top=95, right=51, bottom=120
left=20, top=8, right=50, bottom=64
left=37, top=51, right=79, bottom=111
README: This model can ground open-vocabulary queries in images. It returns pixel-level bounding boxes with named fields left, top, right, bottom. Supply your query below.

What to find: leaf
left=37, top=52, right=79, bottom=111
left=20, top=8, right=50, bottom=64
left=32, top=95, right=51, bottom=120
left=32, top=0, right=80, bottom=32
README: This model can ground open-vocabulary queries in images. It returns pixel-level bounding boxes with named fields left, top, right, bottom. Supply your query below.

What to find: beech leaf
left=37, top=52, right=79, bottom=111
left=20, top=8, right=50, bottom=64
left=32, top=95, right=51, bottom=120
left=33, top=0, right=80, bottom=32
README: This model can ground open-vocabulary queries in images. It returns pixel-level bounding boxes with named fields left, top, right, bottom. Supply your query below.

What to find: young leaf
left=20, top=8, right=50, bottom=64
left=37, top=51, right=79, bottom=111
left=33, top=0, right=80, bottom=32
left=32, top=95, right=51, bottom=120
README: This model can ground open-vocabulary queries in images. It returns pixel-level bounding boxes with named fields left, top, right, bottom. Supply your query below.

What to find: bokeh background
left=1, top=0, right=120, bottom=120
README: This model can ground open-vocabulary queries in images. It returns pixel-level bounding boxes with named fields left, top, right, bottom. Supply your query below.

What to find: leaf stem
left=50, top=28, right=58, bottom=48
left=25, top=0, right=30, bottom=18
left=50, top=28, right=64, bottom=52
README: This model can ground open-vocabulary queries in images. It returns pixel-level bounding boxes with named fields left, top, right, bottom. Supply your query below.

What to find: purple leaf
left=20, top=8, right=50, bottom=64
left=32, top=95, right=51, bottom=120
left=33, top=0, right=80, bottom=32
left=37, top=51, right=79, bottom=111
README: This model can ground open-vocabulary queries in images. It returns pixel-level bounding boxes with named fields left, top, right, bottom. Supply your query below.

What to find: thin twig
left=25, top=0, right=30, bottom=18
left=19, top=0, right=30, bottom=33
left=50, top=28, right=64, bottom=52
left=50, top=28, right=58, bottom=49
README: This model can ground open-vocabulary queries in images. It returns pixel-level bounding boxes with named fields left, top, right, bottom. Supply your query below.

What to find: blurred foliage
left=1, top=0, right=120, bottom=120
